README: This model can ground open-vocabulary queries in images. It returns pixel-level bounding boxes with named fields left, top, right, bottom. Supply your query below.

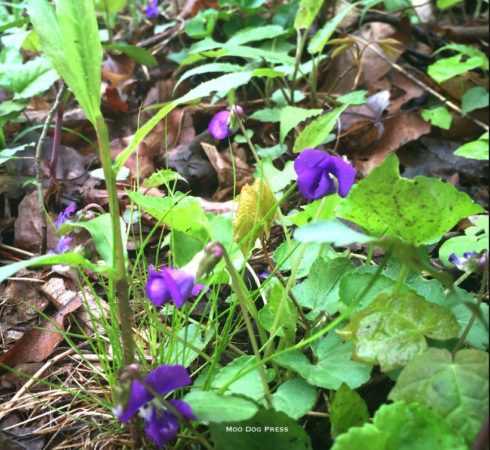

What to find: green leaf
left=184, top=390, right=258, bottom=423
left=0, top=143, right=32, bottom=165
left=273, top=239, right=338, bottom=278
left=288, top=196, right=340, bottom=227
left=439, top=215, right=489, bottom=267
left=274, top=330, right=372, bottom=389
left=330, top=383, right=369, bottom=438
left=60, top=214, right=127, bottom=268
left=279, top=106, right=322, bottom=143
left=0, top=57, right=59, bottom=100
left=292, top=257, right=355, bottom=317
left=261, top=159, right=296, bottom=193
left=258, top=279, right=298, bottom=339
left=436, top=0, right=463, bottom=9
left=0, top=253, right=113, bottom=284
left=336, top=154, right=484, bottom=246
left=308, top=2, right=357, bottom=54
left=228, top=25, right=286, bottom=45
left=105, top=43, right=157, bottom=67
left=271, top=377, right=317, bottom=419
left=293, top=106, right=347, bottom=153
left=95, top=0, right=127, bottom=14
left=454, top=132, right=489, bottom=160
left=209, top=356, right=266, bottom=401
left=338, top=266, right=412, bottom=312
left=389, top=348, right=489, bottom=445
left=209, top=408, right=313, bottom=449
left=177, top=63, right=245, bottom=88
left=166, top=324, right=213, bottom=367
left=143, top=169, right=186, bottom=187
left=428, top=53, right=488, bottom=83
left=294, top=219, right=377, bottom=246
left=249, top=108, right=281, bottom=123
left=336, top=90, right=368, bottom=105
left=421, top=106, right=452, bottom=130
left=461, top=86, right=489, bottom=115
left=27, top=0, right=102, bottom=124
left=337, top=293, right=461, bottom=371
left=332, top=401, right=467, bottom=450
left=126, top=191, right=210, bottom=241
left=294, top=0, right=325, bottom=29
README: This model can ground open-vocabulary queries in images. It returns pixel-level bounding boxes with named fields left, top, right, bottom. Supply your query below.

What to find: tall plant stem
left=35, top=83, right=66, bottom=255
left=221, top=246, right=273, bottom=408
left=290, top=27, right=310, bottom=102
left=393, top=264, right=409, bottom=295
left=95, top=116, right=134, bottom=368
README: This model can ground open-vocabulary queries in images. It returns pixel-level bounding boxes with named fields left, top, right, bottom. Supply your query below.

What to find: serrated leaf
left=271, top=377, right=317, bottom=419
left=228, top=25, right=285, bottom=45
left=274, top=330, right=372, bottom=389
left=126, top=191, right=210, bottom=241
left=292, top=257, right=355, bottom=317
left=337, top=293, right=460, bottom=371
left=279, top=106, right=322, bottom=143
left=332, top=401, right=467, bottom=450
left=27, top=0, right=102, bottom=124
left=233, top=180, right=277, bottom=255
left=454, top=132, right=489, bottom=160
left=184, top=390, right=258, bottom=423
left=209, top=408, right=312, bottom=449
left=336, top=154, right=484, bottom=246
left=293, top=105, right=347, bottom=152
left=389, top=348, right=489, bottom=444
left=330, top=383, right=369, bottom=438
left=428, top=54, right=487, bottom=83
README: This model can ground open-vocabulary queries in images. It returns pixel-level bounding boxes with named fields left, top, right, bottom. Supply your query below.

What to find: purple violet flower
left=114, top=365, right=195, bottom=449
left=146, top=266, right=195, bottom=309
left=449, top=251, right=487, bottom=272
left=54, top=202, right=76, bottom=228
left=56, top=236, right=73, bottom=254
left=294, top=149, right=356, bottom=200
left=145, top=0, right=160, bottom=19
left=208, top=105, right=244, bottom=140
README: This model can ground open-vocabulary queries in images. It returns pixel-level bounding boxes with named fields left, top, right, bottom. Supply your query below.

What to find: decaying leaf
left=233, top=179, right=277, bottom=255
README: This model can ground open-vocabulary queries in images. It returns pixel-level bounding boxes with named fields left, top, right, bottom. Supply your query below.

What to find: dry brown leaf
left=0, top=295, right=82, bottom=368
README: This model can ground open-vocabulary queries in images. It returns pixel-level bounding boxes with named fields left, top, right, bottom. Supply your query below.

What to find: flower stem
left=220, top=244, right=273, bottom=408
left=393, top=263, right=409, bottom=295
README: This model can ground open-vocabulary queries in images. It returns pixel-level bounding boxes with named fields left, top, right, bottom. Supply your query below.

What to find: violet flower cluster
left=449, top=251, right=488, bottom=272
left=114, top=365, right=195, bottom=448
left=294, top=149, right=356, bottom=200
left=208, top=105, right=245, bottom=140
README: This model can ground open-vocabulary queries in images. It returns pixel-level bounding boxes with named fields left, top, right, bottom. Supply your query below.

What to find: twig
left=356, top=37, right=490, bottom=132
left=35, top=83, right=67, bottom=255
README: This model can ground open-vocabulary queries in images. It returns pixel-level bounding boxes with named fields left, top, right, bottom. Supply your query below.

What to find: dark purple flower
left=146, top=266, right=195, bottom=309
left=294, top=149, right=356, bottom=200
left=208, top=105, right=244, bottom=140
left=114, top=365, right=195, bottom=449
left=55, top=202, right=76, bottom=228
left=145, top=0, right=160, bottom=19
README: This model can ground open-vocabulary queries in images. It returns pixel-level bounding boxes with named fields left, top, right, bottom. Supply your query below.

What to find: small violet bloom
left=55, top=202, right=76, bottom=228
left=56, top=235, right=73, bottom=254
left=145, top=0, right=160, bottom=19
left=146, top=266, right=195, bottom=309
left=208, top=105, right=244, bottom=140
left=294, top=149, right=356, bottom=200
left=449, top=251, right=487, bottom=272
left=114, top=365, right=195, bottom=449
